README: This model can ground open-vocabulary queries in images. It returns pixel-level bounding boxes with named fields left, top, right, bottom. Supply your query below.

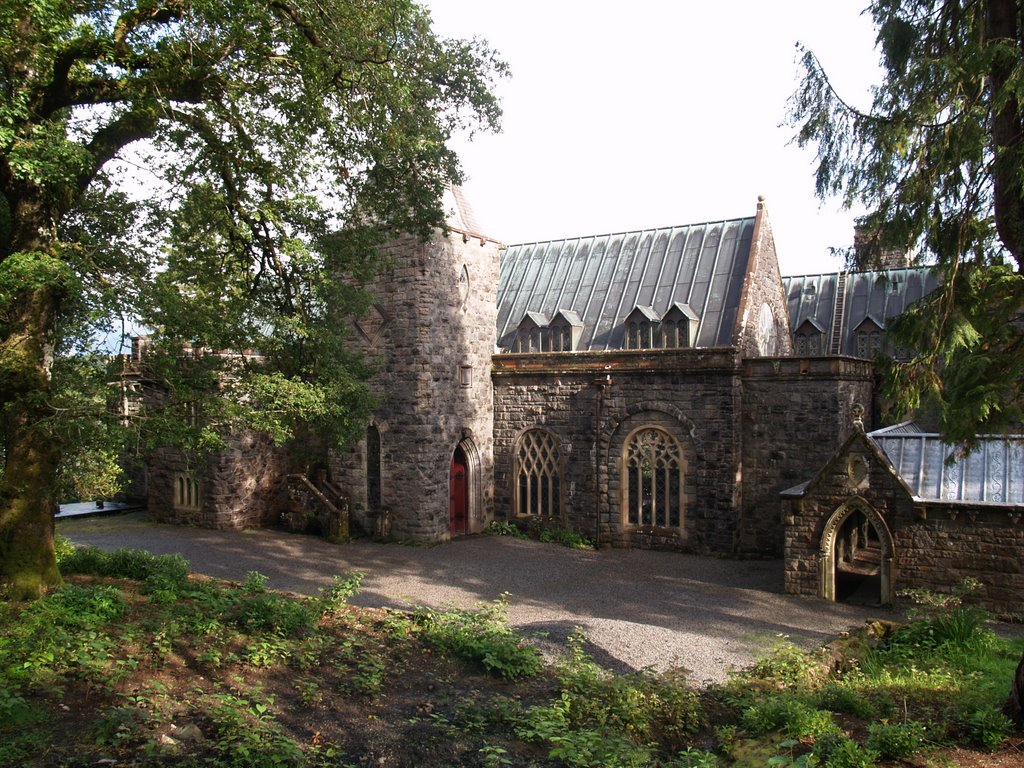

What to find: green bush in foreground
left=414, top=595, right=542, bottom=680
left=9, top=545, right=1022, bottom=767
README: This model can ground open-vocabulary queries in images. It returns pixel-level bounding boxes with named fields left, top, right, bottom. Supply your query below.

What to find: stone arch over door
left=819, top=497, right=894, bottom=606
left=450, top=434, right=484, bottom=538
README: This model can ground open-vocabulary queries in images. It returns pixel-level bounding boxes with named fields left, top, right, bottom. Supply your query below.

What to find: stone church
left=143, top=189, right=1023, bottom=612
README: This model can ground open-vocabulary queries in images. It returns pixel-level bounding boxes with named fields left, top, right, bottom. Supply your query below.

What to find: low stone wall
left=148, top=432, right=289, bottom=529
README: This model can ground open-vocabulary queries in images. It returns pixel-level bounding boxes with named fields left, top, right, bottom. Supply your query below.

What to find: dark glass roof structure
left=783, top=267, right=941, bottom=356
left=496, top=217, right=756, bottom=351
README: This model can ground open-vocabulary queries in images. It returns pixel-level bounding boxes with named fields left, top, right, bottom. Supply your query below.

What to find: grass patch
left=1, top=547, right=1021, bottom=766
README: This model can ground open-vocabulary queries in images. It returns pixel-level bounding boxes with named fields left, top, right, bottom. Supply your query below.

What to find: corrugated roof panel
left=635, top=232, right=666, bottom=308
left=643, top=231, right=672, bottom=306
left=783, top=267, right=940, bottom=356
left=870, top=428, right=1024, bottom=505
left=496, top=216, right=756, bottom=352
left=654, top=229, right=687, bottom=308
left=544, top=239, right=577, bottom=312
left=692, top=224, right=723, bottom=346
left=591, top=235, right=627, bottom=349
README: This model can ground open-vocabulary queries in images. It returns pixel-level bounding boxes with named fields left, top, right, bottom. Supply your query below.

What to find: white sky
left=424, top=1, right=883, bottom=276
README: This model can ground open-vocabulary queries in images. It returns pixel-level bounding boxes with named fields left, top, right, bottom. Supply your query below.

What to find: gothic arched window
left=515, top=429, right=561, bottom=517
left=622, top=427, right=682, bottom=528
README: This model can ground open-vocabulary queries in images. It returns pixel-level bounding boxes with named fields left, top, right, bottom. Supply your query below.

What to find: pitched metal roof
left=783, top=267, right=941, bottom=356
left=869, top=426, right=1024, bottom=506
left=496, top=217, right=756, bottom=351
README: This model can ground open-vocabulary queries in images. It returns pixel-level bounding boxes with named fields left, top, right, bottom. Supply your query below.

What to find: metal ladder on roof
left=829, top=270, right=848, bottom=355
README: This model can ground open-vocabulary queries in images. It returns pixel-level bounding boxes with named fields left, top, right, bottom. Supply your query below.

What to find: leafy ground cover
left=1, top=542, right=1022, bottom=767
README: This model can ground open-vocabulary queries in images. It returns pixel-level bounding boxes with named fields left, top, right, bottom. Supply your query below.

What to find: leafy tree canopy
left=0, top=0, right=505, bottom=597
left=789, top=0, right=1024, bottom=446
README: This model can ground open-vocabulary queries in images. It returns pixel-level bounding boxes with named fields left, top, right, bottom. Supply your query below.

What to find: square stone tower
left=331, top=188, right=501, bottom=540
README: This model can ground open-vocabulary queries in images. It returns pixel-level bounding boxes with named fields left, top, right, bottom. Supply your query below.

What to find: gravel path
left=58, top=512, right=896, bottom=685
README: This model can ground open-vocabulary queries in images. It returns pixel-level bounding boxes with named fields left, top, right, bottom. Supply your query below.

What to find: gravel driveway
left=58, top=512, right=894, bottom=685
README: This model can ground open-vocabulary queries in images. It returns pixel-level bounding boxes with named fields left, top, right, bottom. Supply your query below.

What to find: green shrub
left=810, top=732, right=878, bottom=768
left=318, top=571, right=364, bottom=615
left=60, top=546, right=189, bottom=595
left=960, top=703, right=1013, bottom=750
left=816, top=683, right=878, bottom=719
left=204, top=691, right=304, bottom=768
left=674, top=747, right=719, bottom=767
left=515, top=633, right=701, bottom=766
left=866, top=720, right=927, bottom=759
left=741, top=697, right=837, bottom=740
left=242, top=571, right=269, bottom=592
left=233, top=593, right=317, bottom=638
left=415, top=596, right=541, bottom=680
left=483, top=520, right=527, bottom=539
left=745, top=638, right=820, bottom=689
left=53, top=534, right=76, bottom=565
left=538, top=526, right=594, bottom=549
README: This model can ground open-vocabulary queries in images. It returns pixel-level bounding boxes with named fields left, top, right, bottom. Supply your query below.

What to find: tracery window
left=515, top=429, right=561, bottom=517
left=623, top=427, right=682, bottom=528
left=174, top=473, right=202, bottom=511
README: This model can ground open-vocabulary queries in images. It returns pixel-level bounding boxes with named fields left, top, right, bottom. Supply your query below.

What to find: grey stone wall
left=148, top=432, right=289, bottom=529
left=493, top=349, right=743, bottom=552
left=331, top=229, right=500, bottom=541
left=740, top=357, right=875, bottom=554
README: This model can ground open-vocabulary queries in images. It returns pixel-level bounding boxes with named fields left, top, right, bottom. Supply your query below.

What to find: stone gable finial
left=851, top=403, right=865, bottom=433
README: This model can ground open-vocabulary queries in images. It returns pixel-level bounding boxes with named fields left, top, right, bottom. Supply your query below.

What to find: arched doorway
left=819, top=499, right=894, bottom=606
left=449, top=445, right=469, bottom=537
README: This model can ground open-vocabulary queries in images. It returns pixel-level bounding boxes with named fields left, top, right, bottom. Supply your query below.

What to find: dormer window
left=793, top=318, right=825, bottom=356
left=854, top=317, right=885, bottom=358
left=660, top=302, right=698, bottom=348
left=548, top=309, right=584, bottom=352
left=623, top=306, right=659, bottom=350
left=514, top=312, right=548, bottom=353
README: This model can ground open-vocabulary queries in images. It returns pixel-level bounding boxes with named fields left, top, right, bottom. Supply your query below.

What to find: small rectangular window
left=458, top=365, right=473, bottom=387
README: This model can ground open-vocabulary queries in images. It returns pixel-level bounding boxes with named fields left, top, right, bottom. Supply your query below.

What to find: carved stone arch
left=819, top=497, right=895, bottom=605
left=600, top=400, right=697, bottom=449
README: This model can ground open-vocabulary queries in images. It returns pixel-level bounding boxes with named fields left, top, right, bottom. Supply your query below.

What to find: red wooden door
left=450, top=447, right=468, bottom=537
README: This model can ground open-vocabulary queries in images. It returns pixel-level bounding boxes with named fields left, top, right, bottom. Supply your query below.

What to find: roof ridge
left=503, top=215, right=756, bottom=250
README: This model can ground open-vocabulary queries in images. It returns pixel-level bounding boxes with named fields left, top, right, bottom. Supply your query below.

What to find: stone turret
left=330, top=187, right=502, bottom=540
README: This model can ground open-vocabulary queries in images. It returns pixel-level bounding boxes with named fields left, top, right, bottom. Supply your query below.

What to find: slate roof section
left=783, top=267, right=941, bottom=357
left=869, top=426, right=1024, bottom=506
left=496, top=217, right=756, bottom=351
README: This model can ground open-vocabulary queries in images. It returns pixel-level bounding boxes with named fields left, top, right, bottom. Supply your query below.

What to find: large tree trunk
left=0, top=257, right=64, bottom=598
left=1007, top=648, right=1024, bottom=728
left=0, top=402, right=62, bottom=599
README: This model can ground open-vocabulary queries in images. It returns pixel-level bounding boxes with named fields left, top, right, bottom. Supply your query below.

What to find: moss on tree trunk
left=0, top=284, right=64, bottom=600
left=0, top=406, right=62, bottom=599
